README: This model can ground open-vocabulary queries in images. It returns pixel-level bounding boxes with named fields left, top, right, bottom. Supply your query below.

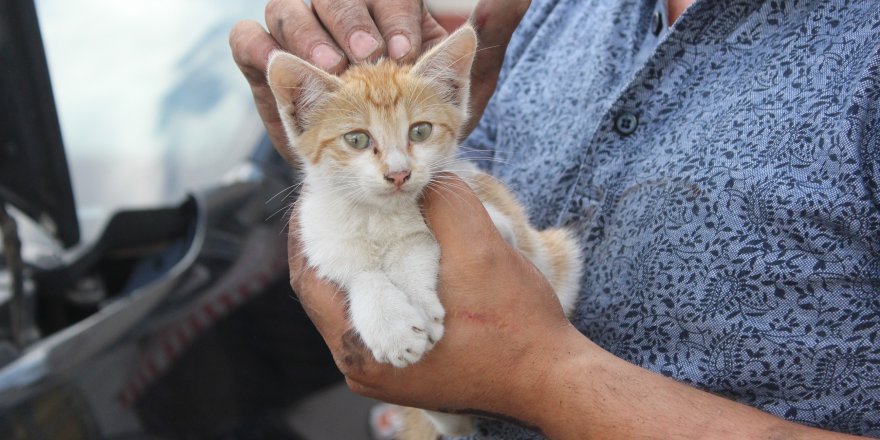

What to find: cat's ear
left=412, top=24, right=478, bottom=113
left=267, top=51, right=342, bottom=144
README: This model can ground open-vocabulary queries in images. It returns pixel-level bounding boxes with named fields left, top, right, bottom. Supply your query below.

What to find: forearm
left=507, top=326, right=862, bottom=440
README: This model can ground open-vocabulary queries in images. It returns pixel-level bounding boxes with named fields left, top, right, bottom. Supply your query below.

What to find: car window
left=35, top=0, right=266, bottom=245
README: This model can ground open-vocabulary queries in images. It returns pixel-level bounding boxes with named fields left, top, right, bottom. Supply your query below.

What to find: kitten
left=267, top=25, right=582, bottom=438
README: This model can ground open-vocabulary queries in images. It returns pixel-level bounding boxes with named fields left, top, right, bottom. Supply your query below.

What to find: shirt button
left=615, top=112, right=639, bottom=135
left=652, top=11, right=664, bottom=36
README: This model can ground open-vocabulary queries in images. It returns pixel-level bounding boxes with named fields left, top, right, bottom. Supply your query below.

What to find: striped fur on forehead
left=342, top=61, right=407, bottom=109
left=296, top=59, right=464, bottom=166
left=334, top=61, right=463, bottom=115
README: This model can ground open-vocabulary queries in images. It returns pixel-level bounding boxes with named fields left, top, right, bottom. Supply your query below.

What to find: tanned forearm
left=506, top=327, right=864, bottom=440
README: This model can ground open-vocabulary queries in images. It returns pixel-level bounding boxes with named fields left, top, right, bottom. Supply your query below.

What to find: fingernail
left=388, top=34, right=412, bottom=60
left=349, top=30, right=379, bottom=60
left=311, top=44, right=343, bottom=70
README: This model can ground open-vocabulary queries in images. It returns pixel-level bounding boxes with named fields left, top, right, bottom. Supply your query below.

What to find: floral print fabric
left=461, top=0, right=880, bottom=437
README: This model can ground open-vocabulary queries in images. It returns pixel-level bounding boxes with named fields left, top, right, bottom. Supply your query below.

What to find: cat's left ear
left=412, top=24, right=478, bottom=114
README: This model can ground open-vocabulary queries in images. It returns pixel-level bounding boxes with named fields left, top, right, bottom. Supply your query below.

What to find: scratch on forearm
left=452, top=310, right=521, bottom=332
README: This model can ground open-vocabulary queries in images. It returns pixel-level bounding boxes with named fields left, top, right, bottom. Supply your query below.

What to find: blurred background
left=34, top=0, right=474, bottom=248
left=0, top=1, right=476, bottom=439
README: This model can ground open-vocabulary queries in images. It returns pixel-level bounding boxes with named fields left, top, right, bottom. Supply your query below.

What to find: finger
left=368, top=0, right=423, bottom=62
left=265, top=0, right=347, bottom=73
left=420, top=9, right=449, bottom=50
left=464, top=0, right=532, bottom=136
left=313, top=0, right=384, bottom=63
left=229, top=20, right=292, bottom=162
left=422, top=174, right=500, bottom=253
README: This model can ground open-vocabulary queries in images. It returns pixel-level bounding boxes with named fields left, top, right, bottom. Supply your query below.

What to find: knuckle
left=344, top=378, right=375, bottom=398
left=229, top=19, right=250, bottom=41
left=228, top=22, right=276, bottom=85
left=264, top=0, right=285, bottom=22
left=326, top=2, right=368, bottom=32
left=380, top=11, right=419, bottom=34
left=339, top=363, right=374, bottom=387
left=228, top=20, right=257, bottom=64
left=287, top=25, right=320, bottom=52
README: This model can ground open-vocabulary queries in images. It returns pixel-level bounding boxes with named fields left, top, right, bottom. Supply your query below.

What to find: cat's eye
left=409, top=122, right=433, bottom=142
left=343, top=131, right=371, bottom=150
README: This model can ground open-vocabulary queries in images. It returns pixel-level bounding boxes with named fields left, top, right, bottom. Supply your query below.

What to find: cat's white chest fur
left=298, top=188, right=444, bottom=367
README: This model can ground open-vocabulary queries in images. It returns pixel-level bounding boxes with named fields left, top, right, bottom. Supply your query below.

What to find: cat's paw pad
left=362, top=319, right=431, bottom=368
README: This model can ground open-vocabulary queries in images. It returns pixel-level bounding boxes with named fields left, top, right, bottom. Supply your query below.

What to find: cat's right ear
left=267, top=51, right=342, bottom=145
left=412, top=25, right=478, bottom=115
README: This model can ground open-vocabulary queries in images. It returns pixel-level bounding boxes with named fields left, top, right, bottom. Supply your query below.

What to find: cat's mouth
left=376, top=182, right=425, bottom=198
left=381, top=187, right=418, bottom=197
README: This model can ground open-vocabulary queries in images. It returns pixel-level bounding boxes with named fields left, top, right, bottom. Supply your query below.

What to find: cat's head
left=267, top=25, right=477, bottom=207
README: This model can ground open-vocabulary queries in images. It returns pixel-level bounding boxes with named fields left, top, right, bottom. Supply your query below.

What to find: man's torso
left=463, top=0, right=880, bottom=437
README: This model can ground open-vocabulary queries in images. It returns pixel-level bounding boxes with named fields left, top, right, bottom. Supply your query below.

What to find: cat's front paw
left=359, top=313, right=432, bottom=368
left=420, top=303, right=445, bottom=349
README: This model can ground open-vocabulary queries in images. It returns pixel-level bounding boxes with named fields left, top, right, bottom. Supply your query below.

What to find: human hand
left=287, top=175, right=577, bottom=420
left=229, top=0, right=531, bottom=163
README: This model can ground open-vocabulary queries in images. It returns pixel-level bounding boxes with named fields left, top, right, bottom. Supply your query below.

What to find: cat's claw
left=363, top=317, right=432, bottom=368
left=425, top=315, right=444, bottom=349
left=410, top=297, right=445, bottom=350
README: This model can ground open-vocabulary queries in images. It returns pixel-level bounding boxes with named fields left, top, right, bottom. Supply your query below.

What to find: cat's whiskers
left=425, top=177, right=478, bottom=212
left=428, top=156, right=496, bottom=168
left=425, top=184, right=475, bottom=218
left=457, top=146, right=500, bottom=155
left=266, top=181, right=305, bottom=205
left=426, top=157, right=507, bottom=178
left=267, top=204, right=294, bottom=223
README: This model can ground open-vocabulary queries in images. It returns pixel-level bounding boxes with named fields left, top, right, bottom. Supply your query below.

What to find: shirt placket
left=555, top=0, right=735, bottom=232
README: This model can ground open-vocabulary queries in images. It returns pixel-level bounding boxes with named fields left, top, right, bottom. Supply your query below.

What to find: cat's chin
left=360, top=187, right=424, bottom=207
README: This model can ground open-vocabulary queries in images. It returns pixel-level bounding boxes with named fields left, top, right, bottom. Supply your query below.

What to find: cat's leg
left=422, top=410, right=475, bottom=437
left=346, top=271, right=432, bottom=367
left=383, top=233, right=445, bottom=348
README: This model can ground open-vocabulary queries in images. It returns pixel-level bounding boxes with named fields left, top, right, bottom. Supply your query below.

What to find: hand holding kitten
left=288, top=175, right=577, bottom=420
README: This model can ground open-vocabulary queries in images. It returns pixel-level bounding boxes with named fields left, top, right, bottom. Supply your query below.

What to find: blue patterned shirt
left=462, top=0, right=880, bottom=437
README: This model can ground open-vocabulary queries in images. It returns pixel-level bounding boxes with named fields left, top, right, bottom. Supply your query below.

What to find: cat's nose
left=384, top=170, right=411, bottom=189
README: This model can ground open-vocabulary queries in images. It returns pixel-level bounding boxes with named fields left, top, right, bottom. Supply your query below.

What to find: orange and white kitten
left=267, top=25, right=582, bottom=438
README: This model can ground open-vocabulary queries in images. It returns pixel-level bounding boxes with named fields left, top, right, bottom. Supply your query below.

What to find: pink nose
left=384, top=170, right=411, bottom=189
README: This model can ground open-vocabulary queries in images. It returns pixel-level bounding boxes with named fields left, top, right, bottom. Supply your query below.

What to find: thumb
left=422, top=174, right=503, bottom=256
left=465, top=0, right=531, bottom=136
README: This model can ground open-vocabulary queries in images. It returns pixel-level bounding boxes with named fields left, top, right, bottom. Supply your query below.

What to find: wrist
left=500, top=323, right=602, bottom=433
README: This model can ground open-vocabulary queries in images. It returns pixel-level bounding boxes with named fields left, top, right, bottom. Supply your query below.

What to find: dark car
left=0, top=0, right=354, bottom=438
